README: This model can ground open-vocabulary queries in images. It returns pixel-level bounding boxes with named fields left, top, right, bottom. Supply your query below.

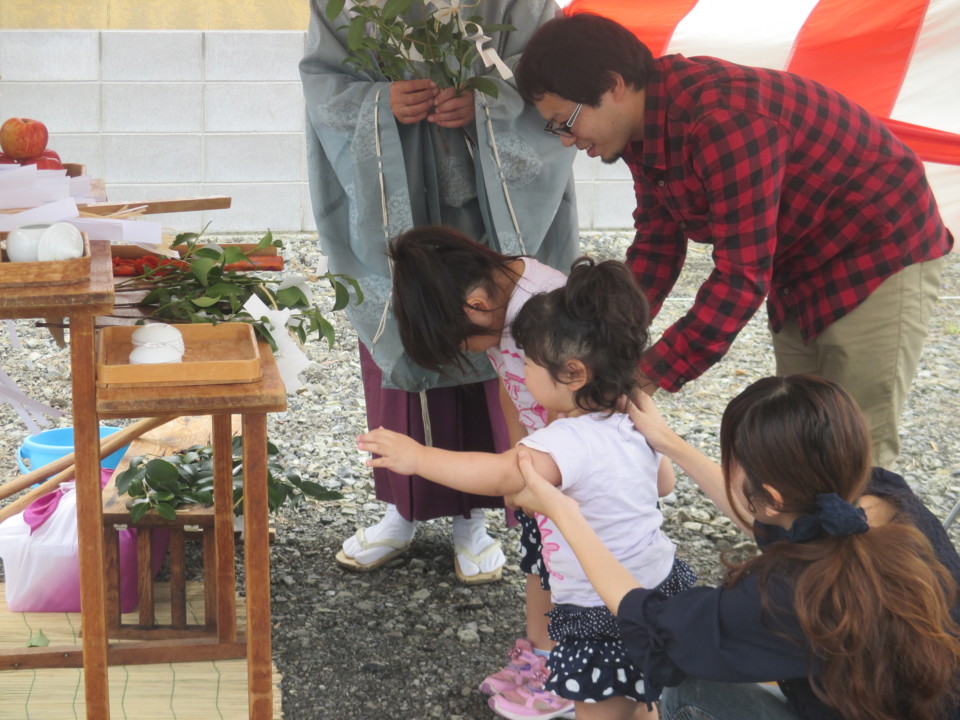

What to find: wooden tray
left=97, top=323, right=262, bottom=388
left=0, top=232, right=91, bottom=288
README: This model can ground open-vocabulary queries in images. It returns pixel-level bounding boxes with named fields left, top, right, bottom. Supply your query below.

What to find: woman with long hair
left=508, top=375, right=960, bottom=719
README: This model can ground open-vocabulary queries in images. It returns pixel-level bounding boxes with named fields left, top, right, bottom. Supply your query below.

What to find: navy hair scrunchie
left=785, top=493, right=870, bottom=543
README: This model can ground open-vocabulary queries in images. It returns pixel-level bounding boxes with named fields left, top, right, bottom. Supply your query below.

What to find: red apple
left=0, top=118, right=48, bottom=160
left=41, top=148, right=61, bottom=162
left=0, top=152, right=18, bottom=165
left=20, top=154, right=64, bottom=170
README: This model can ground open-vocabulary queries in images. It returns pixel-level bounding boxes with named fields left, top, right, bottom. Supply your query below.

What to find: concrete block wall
left=0, top=29, right=635, bottom=233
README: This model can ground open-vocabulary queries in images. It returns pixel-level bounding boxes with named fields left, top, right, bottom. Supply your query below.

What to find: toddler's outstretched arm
left=358, top=427, right=560, bottom=496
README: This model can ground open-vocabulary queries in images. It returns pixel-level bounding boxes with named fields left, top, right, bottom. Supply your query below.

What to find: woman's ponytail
left=782, top=524, right=960, bottom=719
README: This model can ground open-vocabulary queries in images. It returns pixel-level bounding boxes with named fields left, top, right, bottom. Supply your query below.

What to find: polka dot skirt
left=544, top=558, right=697, bottom=704
left=515, top=509, right=551, bottom=591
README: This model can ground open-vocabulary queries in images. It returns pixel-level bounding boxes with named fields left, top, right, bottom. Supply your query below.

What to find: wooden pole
left=0, top=415, right=173, bottom=502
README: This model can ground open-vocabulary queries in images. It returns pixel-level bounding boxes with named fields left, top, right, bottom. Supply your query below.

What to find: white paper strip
left=242, top=295, right=309, bottom=393
left=0, top=164, right=37, bottom=189
left=0, top=190, right=49, bottom=210
left=66, top=217, right=162, bottom=244
left=0, top=197, right=79, bottom=232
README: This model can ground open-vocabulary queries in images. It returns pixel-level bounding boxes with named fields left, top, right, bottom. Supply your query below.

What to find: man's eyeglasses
left=544, top=103, right=583, bottom=137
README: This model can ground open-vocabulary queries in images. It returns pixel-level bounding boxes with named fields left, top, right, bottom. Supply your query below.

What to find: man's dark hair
left=515, top=13, right=655, bottom=106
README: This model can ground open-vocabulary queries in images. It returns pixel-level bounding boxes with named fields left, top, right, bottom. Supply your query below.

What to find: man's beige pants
left=771, top=257, right=944, bottom=469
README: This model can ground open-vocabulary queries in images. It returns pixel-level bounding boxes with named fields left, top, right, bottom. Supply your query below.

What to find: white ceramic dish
left=128, top=343, right=184, bottom=365
left=131, top=323, right=185, bottom=353
left=37, top=222, right=84, bottom=262
left=5, top=223, right=50, bottom=262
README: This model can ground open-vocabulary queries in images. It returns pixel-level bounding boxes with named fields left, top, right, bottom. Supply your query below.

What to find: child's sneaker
left=479, top=638, right=548, bottom=695
left=488, top=685, right=575, bottom=720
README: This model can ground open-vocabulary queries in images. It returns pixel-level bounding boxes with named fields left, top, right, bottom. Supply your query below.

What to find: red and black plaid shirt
left=626, top=54, right=953, bottom=392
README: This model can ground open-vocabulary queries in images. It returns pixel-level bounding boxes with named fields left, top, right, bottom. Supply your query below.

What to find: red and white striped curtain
left=562, top=0, right=960, bottom=234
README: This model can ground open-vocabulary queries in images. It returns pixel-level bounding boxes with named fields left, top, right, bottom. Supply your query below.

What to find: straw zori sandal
left=335, top=528, right=412, bottom=572
left=454, top=539, right=504, bottom=585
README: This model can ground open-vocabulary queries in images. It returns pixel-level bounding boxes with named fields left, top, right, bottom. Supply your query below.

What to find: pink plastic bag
left=0, top=470, right=169, bottom=612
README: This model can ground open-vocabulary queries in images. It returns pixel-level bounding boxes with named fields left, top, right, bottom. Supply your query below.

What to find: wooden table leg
left=212, top=414, right=237, bottom=643
left=71, top=316, right=110, bottom=719
left=242, top=412, right=272, bottom=719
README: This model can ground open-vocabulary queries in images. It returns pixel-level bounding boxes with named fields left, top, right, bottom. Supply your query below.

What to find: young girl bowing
left=360, top=257, right=694, bottom=720
left=508, top=375, right=960, bottom=720
left=389, top=226, right=568, bottom=702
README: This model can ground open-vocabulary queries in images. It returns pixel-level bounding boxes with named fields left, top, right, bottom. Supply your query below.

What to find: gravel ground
left=1, top=232, right=958, bottom=720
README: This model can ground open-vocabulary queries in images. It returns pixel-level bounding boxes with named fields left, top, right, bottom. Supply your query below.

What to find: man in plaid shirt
left=516, top=13, right=952, bottom=466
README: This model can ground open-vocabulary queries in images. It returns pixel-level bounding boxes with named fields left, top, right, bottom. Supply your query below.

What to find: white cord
left=478, top=93, right=524, bottom=254
left=372, top=87, right=392, bottom=345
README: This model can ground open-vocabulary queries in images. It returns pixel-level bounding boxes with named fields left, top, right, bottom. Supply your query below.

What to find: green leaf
left=332, top=281, right=350, bottom=311
left=191, top=294, right=223, bottom=308
left=325, top=0, right=346, bottom=21
left=114, top=466, right=142, bottom=496
left=145, top=458, right=181, bottom=485
left=300, top=481, right=343, bottom=501
left=275, top=285, right=308, bottom=309
left=220, top=245, right=249, bottom=265
left=188, top=258, right=218, bottom=287
left=344, top=275, right=364, bottom=303
left=155, top=503, right=178, bottom=520
left=173, top=232, right=200, bottom=247
left=140, top=288, right=165, bottom=306
left=428, top=64, right=450, bottom=87
left=257, top=230, right=276, bottom=250
left=347, top=16, right=367, bottom=51
left=382, top=0, right=414, bottom=21
left=463, top=75, right=499, bottom=99
left=195, top=246, right=224, bottom=260
left=26, top=629, right=49, bottom=648
left=318, top=316, right=336, bottom=349
left=267, top=484, right=288, bottom=511
left=130, top=501, right=151, bottom=523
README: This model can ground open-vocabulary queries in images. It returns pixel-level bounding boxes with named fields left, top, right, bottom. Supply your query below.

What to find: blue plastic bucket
left=17, top=426, right=131, bottom=478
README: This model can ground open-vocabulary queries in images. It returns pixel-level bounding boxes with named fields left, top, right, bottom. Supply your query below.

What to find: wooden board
left=0, top=232, right=91, bottom=288
left=97, top=323, right=262, bottom=388
left=79, top=196, right=232, bottom=216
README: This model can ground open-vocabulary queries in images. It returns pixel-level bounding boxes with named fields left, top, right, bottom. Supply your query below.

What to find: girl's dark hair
left=511, top=257, right=649, bottom=414
left=721, top=375, right=960, bottom=720
left=387, top=226, right=521, bottom=373
left=515, top=13, right=655, bottom=106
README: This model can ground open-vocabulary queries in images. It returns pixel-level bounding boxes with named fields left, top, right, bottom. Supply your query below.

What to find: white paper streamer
left=0, top=366, right=65, bottom=435
left=242, top=296, right=310, bottom=393
left=465, top=29, right=513, bottom=80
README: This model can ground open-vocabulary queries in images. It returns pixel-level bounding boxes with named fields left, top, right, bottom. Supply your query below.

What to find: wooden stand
left=0, top=240, right=286, bottom=719
left=95, top=347, right=286, bottom=719
left=102, top=484, right=230, bottom=644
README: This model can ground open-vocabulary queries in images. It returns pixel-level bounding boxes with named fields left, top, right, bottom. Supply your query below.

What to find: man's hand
left=390, top=79, right=439, bottom=124
left=357, top=427, right=423, bottom=475
left=637, top=369, right=658, bottom=396
left=427, top=88, right=475, bottom=128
